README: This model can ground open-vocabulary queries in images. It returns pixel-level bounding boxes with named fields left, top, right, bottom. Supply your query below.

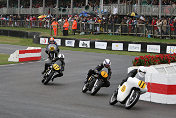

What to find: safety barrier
left=128, top=64, right=176, bottom=104
left=38, top=37, right=176, bottom=54
left=8, top=47, right=41, bottom=62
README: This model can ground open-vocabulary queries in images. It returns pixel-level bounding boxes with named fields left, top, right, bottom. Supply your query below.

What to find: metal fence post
left=113, top=23, right=115, bottom=35
left=50, top=25, right=52, bottom=36
left=144, top=24, right=146, bottom=37
left=120, top=23, right=122, bottom=36
left=57, top=25, right=58, bottom=36
left=170, top=25, right=171, bottom=39
left=152, top=25, right=154, bottom=38
left=135, top=24, right=137, bottom=36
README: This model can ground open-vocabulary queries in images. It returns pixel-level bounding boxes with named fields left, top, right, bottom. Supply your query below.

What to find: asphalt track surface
left=0, top=44, right=176, bottom=118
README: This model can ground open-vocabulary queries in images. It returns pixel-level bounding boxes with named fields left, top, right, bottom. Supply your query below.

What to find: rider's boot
left=84, top=75, right=90, bottom=84
left=42, top=70, right=46, bottom=74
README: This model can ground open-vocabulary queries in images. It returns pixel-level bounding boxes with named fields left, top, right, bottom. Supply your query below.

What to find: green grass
left=0, top=53, right=19, bottom=65
left=1, top=27, right=176, bottom=44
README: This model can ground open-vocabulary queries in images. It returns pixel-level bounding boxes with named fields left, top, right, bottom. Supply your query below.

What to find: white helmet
left=103, top=59, right=111, bottom=68
left=135, top=66, right=146, bottom=79
left=58, top=54, right=65, bottom=59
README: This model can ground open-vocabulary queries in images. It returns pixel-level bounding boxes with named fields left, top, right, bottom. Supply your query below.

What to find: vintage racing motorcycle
left=82, top=68, right=109, bottom=95
left=42, top=59, right=63, bottom=85
left=109, top=76, right=147, bottom=109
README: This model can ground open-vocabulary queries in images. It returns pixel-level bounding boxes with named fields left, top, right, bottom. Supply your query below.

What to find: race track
left=0, top=44, right=176, bottom=118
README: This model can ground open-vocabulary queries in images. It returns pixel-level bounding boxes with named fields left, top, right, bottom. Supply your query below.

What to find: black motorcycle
left=42, top=59, right=63, bottom=85
left=82, top=68, right=109, bottom=95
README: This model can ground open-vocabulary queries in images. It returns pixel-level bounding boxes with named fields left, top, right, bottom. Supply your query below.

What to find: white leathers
left=135, top=66, right=147, bottom=81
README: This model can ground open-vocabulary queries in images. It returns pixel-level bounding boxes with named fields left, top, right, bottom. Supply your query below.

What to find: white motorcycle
left=109, top=77, right=147, bottom=109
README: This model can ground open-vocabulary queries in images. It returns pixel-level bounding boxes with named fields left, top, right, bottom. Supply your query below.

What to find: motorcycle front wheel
left=109, top=92, right=118, bottom=105
left=125, top=89, right=140, bottom=109
left=90, top=80, right=102, bottom=95
left=43, top=71, right=54, bottom=85
left=82, top=83, right=88, bottom=93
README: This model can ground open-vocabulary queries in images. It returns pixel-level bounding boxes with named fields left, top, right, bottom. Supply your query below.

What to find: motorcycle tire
left=125, top=89, right=140, bottom=109
left=82, top=83, right=88, bottom=93
left=90, top=81, right=102, bottom=95
left=43, top=71, right=54, bottom=85
left=109, top=92, right=118, bottom=105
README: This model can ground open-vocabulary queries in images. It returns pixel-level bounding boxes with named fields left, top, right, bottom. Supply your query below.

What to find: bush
left=132, top=53, right=176, bottom=66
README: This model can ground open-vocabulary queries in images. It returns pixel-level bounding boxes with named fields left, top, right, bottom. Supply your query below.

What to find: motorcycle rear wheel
left=125, top=89, right=140, bottom=109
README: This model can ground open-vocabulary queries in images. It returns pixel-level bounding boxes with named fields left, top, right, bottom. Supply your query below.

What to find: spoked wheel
left=42, top=71, right=54, bottom=85
left=109, top=92, right=118, bottom=105
left=125, top=89, right=140, bottom=109
left=91, top=85, right=101, bottom=95
left=41, top=74, right=47, bottom=83
left=82, top=83, right=88, bottom=93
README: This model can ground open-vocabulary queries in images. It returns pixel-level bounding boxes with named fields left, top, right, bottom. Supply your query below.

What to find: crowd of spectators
left=1, top=13, right=176, bottom=37
left=0, top=0, right=176, bottom=9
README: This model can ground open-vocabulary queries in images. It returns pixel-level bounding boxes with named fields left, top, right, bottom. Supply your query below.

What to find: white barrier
left=128, top=63, right=176, bottom=104
left=8, top=47, right=41, bottom=62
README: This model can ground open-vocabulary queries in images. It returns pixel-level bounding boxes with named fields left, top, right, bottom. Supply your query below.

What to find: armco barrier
left=37, top=37, right=176, bottom=54
left=8, top=47, right=41, bottom=62
left=0, top=29, right=40, bottom=39
left=128, top=63, right=176, bottom=104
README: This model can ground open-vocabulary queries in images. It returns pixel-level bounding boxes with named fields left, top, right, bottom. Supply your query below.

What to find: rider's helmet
left=135, top=66, right=147, bottom=80
left=49, top=37, right=55, bottom=44
left=103, top=59, right=111, bottom=68
left=58, top=54, right=65, bottom=59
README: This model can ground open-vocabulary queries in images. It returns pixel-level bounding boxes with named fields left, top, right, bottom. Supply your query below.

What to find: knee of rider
left=107, top=81, right=110, bottom=87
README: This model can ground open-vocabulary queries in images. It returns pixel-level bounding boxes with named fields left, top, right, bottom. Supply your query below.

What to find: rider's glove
left=94, top=70, right=99, bottom=74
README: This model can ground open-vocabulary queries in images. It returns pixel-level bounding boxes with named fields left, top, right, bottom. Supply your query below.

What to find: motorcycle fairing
left=117, top=77, right=147, bottom=102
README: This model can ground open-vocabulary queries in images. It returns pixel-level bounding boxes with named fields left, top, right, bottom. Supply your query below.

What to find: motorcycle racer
left=113, top=66, right=147, bottom=98
left=42, top=54, right=65, bottom=78
left=85, top=59, right=112, bottom=87
left=45, top=37, right=60, bottom=60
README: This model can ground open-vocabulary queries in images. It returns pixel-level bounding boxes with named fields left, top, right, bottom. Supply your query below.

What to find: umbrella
left=128, top=12, right=138, bottom=17
left=134, top=15, right=140, bottom=18
left=38, top=15, right=46, bottom=19
left=0, top=17, right=6, bottom=20
left=79, top=11, right=88, bottom=17
left=46, top=15, right=52, bottom=18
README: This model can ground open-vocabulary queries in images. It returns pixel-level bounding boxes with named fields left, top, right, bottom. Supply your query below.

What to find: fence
left=0, top=20, right=176, bottom=39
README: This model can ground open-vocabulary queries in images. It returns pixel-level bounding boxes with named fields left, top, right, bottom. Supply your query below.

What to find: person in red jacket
left=170, top=21, right=175, bottom=35
left=72, top=19, right=77, bottom=35
left=63, top=19, right=69, bottom=36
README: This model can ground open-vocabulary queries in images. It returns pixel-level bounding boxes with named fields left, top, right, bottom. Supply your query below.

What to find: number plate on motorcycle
left=50, top=46, right=55, bottom=51
left=53, top=64, right=60, bottom=70
left=121, top=85, right=126, bottom=92
left=138, top=81, right=146, bottom=89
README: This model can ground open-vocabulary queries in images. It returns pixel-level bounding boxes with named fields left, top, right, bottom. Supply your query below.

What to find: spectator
left=72, top=19, right=77, bottom=35
left=51, top=18, right=59, bottom=36
left=63, top=19, right=69, bottom=36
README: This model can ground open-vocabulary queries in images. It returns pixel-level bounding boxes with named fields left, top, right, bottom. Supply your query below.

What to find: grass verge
left=0, top=53, right=18, bottom=65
